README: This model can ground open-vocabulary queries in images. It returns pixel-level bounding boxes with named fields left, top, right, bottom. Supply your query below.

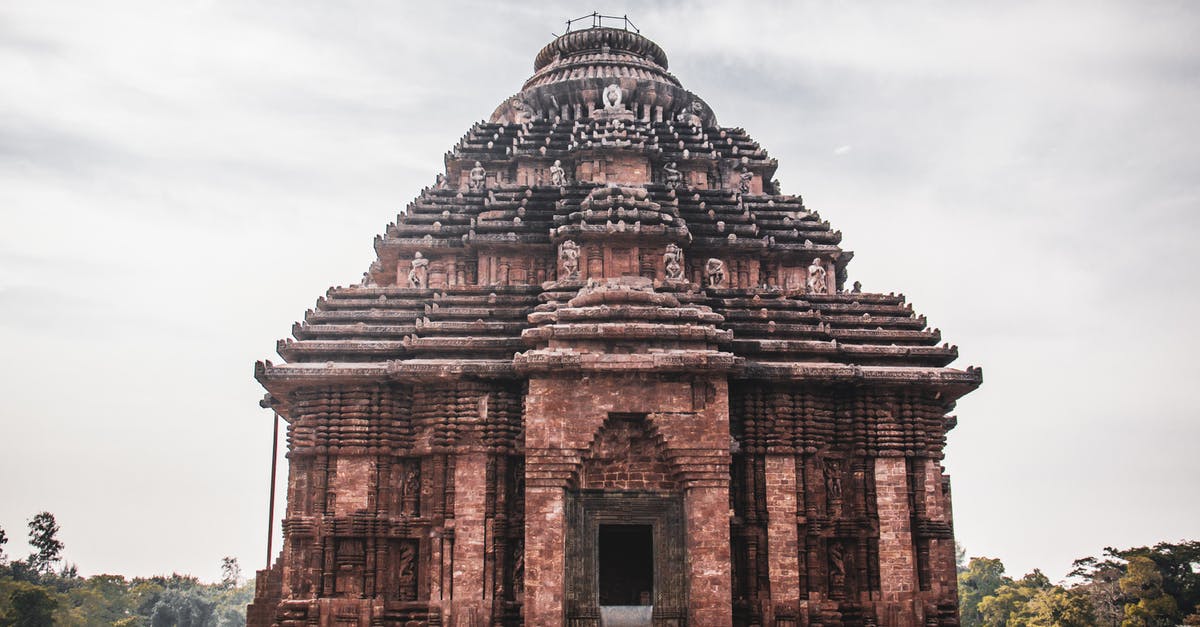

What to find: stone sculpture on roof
left=603, top=83, right=622, bottom=109
left=807, top=256, right=827, bottom=294
left=663, top=160, right=682, bottom=189
left=664, top=242, right=684, bottom=281
left=407, top=252, right=428, bottom=288
left=248, top=19, right=982, bottom=627
left=558, top=239, right=580, bottom=280
left=549, top=159, right=566, bottom=186
left=468, top=161, right=486, bottom=191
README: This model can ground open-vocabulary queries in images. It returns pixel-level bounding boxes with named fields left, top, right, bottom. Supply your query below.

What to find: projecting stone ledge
left=739, top=361, right=983, bottom=394
left=514, top=349, right=741, bottom=374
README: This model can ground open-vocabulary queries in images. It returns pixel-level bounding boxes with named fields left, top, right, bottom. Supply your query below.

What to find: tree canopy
left=962, top=541, right=1200, bottom=627
left=0, top=513, right=254, bottom=627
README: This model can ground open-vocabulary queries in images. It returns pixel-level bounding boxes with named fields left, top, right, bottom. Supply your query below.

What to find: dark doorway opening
left=598, top=524, right=654, bottom=606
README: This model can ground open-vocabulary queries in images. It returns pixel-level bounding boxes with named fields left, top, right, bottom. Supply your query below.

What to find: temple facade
left=247, top=25, right=981, bottom=627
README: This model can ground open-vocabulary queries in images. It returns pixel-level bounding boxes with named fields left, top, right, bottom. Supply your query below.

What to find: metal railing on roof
left=563, top=12, right=639, bottom=34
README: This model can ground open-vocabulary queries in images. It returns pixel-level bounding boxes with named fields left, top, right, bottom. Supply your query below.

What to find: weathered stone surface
left=248, top=22, right=981, bottom=627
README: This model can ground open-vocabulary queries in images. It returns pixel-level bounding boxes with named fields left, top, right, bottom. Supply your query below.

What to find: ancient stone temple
left=247, top=22, right=981, bottom=627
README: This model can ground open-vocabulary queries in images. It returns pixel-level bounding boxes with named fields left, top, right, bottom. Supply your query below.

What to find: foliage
left=1119, top=556, right=1179, bottom=626
left=148, top=588, right=216, bottom=627
left=0, top=583, right=57, bottom=627
left=2, top=560, right=253, bottom=626
left=1069, top=552, right=1126, bottom=626
left=1069, top=541, right=1200, bottom=627
left=1022, top=585, right=1095, bottom=626
left=220, top=558, right=241, bottom=590
left=959, top=540, right=1200, bottom=627
left=958, top=556, right=1008, bottom=627
left=24, top=514, right=62, bottom=578
left=977, top=569, right=1049, bottom=626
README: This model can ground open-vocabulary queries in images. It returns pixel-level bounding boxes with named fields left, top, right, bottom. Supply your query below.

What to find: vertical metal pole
left=266, top=411, right=280, bottom=568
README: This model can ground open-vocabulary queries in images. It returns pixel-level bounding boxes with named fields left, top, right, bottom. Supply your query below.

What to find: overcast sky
left=1, top=0, right=1197, bottom=584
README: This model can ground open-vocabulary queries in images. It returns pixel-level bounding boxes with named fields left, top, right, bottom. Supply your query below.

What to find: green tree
left=1069, top=553, right=1126, bottom=626
left=0, top=526, right=8, bottom=564
left=24, top=514, right=62, bottom=577
left=1023, top=585, right=1095, bottom=626
left=148, top=588, right=214, bottom=627
left=978, top=569, right=1051, bottom=626
left=958, top=556, right=1009, bottom=626
left=1120, top=555, right=1179, bottom=626
left=1122, top=541, right=1200, bottom=618
left=1, top=586, right=57, bottom=627
left=55, top=574, right=139, bottom=627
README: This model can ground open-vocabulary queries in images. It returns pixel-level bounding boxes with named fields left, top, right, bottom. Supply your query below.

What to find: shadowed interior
left=599, top=524, right=654, bottom=606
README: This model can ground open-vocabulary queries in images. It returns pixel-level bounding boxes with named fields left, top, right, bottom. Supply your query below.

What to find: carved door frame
left=564, top=490, right=687, bottom=626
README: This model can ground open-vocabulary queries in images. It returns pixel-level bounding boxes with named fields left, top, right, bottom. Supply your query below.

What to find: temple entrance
left=599, top=524, right=654, bottom=606
left=564, top=492, right=686, bottom=626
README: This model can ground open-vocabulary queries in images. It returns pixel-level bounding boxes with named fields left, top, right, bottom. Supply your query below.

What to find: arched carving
left=579, top=413, right=677, bottom=492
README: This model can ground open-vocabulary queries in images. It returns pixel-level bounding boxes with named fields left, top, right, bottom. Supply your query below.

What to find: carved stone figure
left=663, top=161, right=682, bottom=189
left=824, top=459, right=843, bottom=517
left=602, top=83, right=622, bottom=109
left=705, top=258, right=725, bottom=288
left=830, top=541, right=847, bottom=590
left=549, top=160, right=566, bottom=186
left=510, top=97, right=532, bottom=123
left=663, top=243, right=684, bottom=281
left=398, top=542, right=416, bottom=600
left=852, top=280, right=862, bottom=293
left=806, top=257, right=827, bottom=294
left=360, top=260, right=382, bottom=287
left=402, top=461, right=421, bottom=515
left=676, top=100, right=704, bottom=125
left=739, top=166, right=753, bottom=194
left=408, top=252, right=429, bottom=288
left=468, top=161, right=487, bottom=191
left=559, top=240, right=580, bottom=280
left=824, top=459, right=843, bottom=502
left=512, top=538, right=524, bottom=595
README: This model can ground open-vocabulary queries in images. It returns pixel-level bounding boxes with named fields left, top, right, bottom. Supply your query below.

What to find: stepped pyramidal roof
left=256, top=24, right=980, bottom=396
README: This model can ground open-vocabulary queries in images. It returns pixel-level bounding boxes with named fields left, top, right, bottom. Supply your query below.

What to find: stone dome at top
left=491, top=27, right=715, bottom=126
left=531, top=26, right=671, bottom=74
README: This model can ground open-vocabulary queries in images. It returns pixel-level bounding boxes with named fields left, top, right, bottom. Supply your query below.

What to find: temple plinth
left=247, top=24, right=981, bottom=627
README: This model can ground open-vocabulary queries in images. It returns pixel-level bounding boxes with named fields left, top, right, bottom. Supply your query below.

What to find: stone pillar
left=523, top=483, right=566, bottom=626
left=875, top=456, right=917, bottom=625
left=685, top=483, right=733, bottom=627
left=451, top=452, right=487, bottom=625
left=921, top=459, right=957, bottom=599
left=765, top=455, right=800, bottom=622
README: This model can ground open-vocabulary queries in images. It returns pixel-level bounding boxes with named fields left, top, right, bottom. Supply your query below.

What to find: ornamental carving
left=705, top=257, right=725, bottom=287
left=408, top=252, right=429, bottom=288
left=558, top=240, right=580, bottom=280
left=807, top=257, right=827, bottom=294
left=663, top=243, right=684, bottom=281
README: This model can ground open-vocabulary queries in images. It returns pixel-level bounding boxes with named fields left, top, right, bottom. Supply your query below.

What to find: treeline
left=959, top=540, right=1200, bottom=627
left=0, top=512, right=253, bottom=626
